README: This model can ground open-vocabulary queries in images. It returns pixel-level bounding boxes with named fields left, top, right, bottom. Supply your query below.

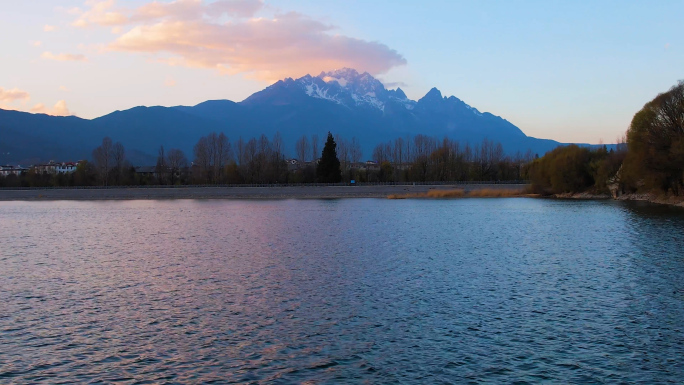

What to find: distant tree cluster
left=366, top=136, right=533, bottom=183
left=526, top=144, right=626, bottom=194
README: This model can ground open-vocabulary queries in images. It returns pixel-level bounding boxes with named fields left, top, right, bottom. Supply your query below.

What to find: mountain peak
left=394, top=87, right=407, bottom=99
left=418, top=87, right=444, bottom=104
left=319, top=67, right=360, bottom=79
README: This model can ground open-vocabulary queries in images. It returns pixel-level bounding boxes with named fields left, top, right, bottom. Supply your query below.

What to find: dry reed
left=388, top=187, right=532, bottom=199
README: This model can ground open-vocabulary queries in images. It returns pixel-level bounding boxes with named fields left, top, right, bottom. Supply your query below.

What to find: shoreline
left=554, top=191, right=684, bottom=208
left=0, top=184, right=529, bottom=201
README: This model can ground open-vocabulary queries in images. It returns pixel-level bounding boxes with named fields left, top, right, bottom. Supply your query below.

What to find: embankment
left=0, top=184, right=529, bottom=201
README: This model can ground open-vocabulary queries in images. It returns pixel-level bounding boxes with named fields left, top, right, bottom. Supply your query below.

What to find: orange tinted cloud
left=73, top=0, right=263, bottom=27
left=42, top=52, right=88, bottom=62
left=31, top=100, right=72, bottom=116
left=110, top=12, right=406, bottom=81
left=73, top=0, right=405, bottom=81
left=0, top=87, right=31, bottom=103
left=72, top=0, right=127, bottom=27
left=0, top=87, right=72, bottom=116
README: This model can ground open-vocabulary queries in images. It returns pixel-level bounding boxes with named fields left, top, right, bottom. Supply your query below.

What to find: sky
left=1, top=0, right=682, bottom=144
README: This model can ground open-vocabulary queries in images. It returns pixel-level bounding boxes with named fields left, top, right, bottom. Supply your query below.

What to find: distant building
left=0, top=165, right=29, bottom=177
left=285, top=158, right=300, bottom=171
left=32, top=160, right=81, bottom=174
left=134, top=166, right=157, bottom=177
left=364, top=160, right=380, bottom=171
left=56, top=162, right=79, bottom=173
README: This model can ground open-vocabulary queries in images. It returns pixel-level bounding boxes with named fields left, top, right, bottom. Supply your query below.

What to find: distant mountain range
left=1, top=68, right=582, bottom=165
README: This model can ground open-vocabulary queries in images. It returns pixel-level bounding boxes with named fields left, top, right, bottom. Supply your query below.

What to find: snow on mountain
left=292, top=68, right=486, bottom=117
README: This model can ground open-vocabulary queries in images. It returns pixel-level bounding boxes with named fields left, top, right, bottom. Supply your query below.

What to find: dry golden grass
left=388, top=187, right=534, bottom=199
left=466, top=188, right=526, bottom=198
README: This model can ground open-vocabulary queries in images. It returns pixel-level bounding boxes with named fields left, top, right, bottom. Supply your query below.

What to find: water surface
left=1, top=198, right=683, bottom=383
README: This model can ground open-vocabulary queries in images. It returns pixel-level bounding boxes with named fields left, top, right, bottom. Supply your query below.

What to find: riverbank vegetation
left=528, top=81, right=683, bottom=198
left=387, top=188, right=530, bottom=199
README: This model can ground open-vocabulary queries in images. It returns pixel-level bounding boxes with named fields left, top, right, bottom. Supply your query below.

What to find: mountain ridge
left=2, top=68, right=585, bottom=165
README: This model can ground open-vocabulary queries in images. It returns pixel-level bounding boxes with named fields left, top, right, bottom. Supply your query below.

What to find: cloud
left=164, top=77, right=177, bottom=87
left=0, top=87, right=31, bottom=103
left=44, top=25, right=57, bottom=32
left=383, top=81, right=409, bottom=89
left=31, top=41, right=43, bottom=47
left=665, top=43, right=670, bottom=49
left=110, top=12, right=406, bottom=81
left=0, top=87, right=72, bottom=116
left=72, top=0, right=127, bottom=27
left=59, top=85, right=70, bottom=92
left=31, top=100, right=72, bottom=116
left=41, top=52, right=88, bottom=62
left=72, top=0, right=405, bottom=81
left=72, top=0, right=263, bottom=27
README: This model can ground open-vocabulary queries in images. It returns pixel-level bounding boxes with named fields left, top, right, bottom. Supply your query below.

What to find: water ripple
left=1, top=199, right=683, bottom=383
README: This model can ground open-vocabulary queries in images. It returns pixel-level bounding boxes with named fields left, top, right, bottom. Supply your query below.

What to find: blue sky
left=1, top=0, right=682, bottom=144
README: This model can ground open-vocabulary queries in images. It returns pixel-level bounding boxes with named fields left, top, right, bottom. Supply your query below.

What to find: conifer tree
left=316, top=132, right=342, bottom=183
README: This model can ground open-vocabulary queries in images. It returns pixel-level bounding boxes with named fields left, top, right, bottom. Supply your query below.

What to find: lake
left=1, top=198, right=683, bottom=383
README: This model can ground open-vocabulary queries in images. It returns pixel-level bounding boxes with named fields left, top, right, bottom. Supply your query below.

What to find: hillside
left=2, top=68, right=577, bottom=165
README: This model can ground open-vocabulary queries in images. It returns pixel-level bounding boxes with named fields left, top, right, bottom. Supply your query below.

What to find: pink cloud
left=0, top=87, right=72, bottom=116
left=71, top=0, right=405, bottom=81
left=72, top=0, right=264, bottom=27
left=44, top=24, right=57, bottom=32
left=31, top=100, right=72, bottom=116
left=109, top=12, right=406, bottom=81
left=41, top=52, right=88, bottom=62
left=0, top=87, right=31, bottom=103
left=72, top=0, right=127, bottom=27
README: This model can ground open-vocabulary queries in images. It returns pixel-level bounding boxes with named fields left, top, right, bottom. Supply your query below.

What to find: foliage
left=526, top=144, right=627, bottom=194
left=622, top=81, right=684, bottom=195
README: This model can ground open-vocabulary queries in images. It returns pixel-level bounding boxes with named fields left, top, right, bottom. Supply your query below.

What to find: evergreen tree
left=316, top=132, right=342, bottom=183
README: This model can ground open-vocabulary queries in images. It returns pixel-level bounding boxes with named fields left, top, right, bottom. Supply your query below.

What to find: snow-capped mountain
left=245, top=67, right=486, bottom=116
left=2, top=68, right=572, bottom=165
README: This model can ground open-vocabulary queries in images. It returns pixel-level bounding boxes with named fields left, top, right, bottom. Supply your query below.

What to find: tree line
left=1, top=131, right=534, bottom=188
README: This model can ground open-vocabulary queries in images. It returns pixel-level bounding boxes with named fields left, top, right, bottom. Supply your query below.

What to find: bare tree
left=236, top=136, right=245, bottom=166
left=272, top=132, right=284, bottom=159
left=295, top=135, right=310, bottom=162
left=156, top=145, right=168, bottom=184
left=111, top=141, right=126, bottom=185
left=92, top=137, right=114, bottom=186
left=193, top=136, right=211, bottom=183
left=350, top=137, right=362, bottom=164
left=311, top=134, right=320, bottom=161
left=168, top=148, right=187, bottom=185
left=336, top=134, right=349, bottom=170
left=212, top=132, right=232, bottom=183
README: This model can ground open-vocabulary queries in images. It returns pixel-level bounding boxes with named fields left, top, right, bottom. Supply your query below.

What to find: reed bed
left=388, top=188, right=532, bottom=199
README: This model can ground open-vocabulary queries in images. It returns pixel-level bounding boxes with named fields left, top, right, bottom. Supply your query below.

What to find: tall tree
left=350, top=137, right=363, bottom=164
left=156, top=145, right=168, bottom=184
left=311, top=134, right=320, bottom=161
left=316, top=132, right=342, bottom=183
left=92, top=137, right=114, bottom=186
left=193, top=136, right=211, bottom=183
left=295, top=135, right=310, bottom=162
left=167, top=148, right=187, bottom=185
left=112, top=142, right=126, bottom=185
